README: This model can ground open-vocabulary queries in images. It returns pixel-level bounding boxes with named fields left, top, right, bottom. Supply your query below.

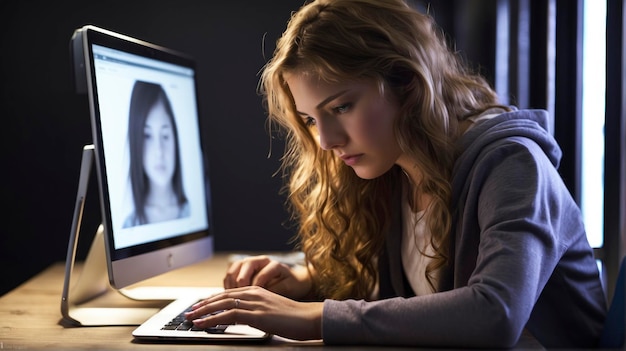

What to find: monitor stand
left=61, top=226, right=167, bottom=326
left=60, top=145, right=169, bottom=327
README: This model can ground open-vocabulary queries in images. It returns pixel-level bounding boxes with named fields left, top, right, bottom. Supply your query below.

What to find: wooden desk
left=0, top=253, right=544, bottom=350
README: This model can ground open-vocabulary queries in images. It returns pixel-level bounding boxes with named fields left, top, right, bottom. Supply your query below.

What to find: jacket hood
left=453, top=108, right=562, bottom=182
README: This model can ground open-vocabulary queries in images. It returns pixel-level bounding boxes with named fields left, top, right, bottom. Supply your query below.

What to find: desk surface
left=0, top=253, right=544, bottom=350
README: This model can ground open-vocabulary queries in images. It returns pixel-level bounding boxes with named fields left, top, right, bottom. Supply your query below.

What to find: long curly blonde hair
left=259, top=0, right=502, bottom=300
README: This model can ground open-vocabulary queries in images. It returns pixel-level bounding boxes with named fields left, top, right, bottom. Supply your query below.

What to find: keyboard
left=161, top=303, right=229, bottom=334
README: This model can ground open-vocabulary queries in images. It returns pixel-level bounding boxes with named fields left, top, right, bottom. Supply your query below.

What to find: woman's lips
left=340, top=154, right=362, bottom=166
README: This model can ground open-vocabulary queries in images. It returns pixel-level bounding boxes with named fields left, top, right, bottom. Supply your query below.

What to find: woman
left=123, top=80, right=189, bottom=227
left=185, top=0, right=607, bottom=347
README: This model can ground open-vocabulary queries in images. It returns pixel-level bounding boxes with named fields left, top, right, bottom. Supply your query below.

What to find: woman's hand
left=185, top=286, right=324, bottom=341
left=223, top=255, right=313, bottom=300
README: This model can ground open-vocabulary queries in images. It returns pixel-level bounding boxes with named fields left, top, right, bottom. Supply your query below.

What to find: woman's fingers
left=224, top=255, right=289, bottom=289
left=251, top=260, right=289, bottom=287
left=224, top=256, right=270, bottom=289
left=222, top=255, right=313, bottom=299
left=185, top=286, right=323, bottom=341
left=236, top=256, right=270, bottom=287
left=223, top=260, right=242, bottom=289
left=186, top=287, right=260, bottom=326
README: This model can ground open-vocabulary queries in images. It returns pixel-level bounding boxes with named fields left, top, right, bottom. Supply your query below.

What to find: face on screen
left=143, top=100, right=176, bottom=188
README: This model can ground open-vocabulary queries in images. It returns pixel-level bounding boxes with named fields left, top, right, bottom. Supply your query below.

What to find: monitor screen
left=72, top=25, right=213, bottom=289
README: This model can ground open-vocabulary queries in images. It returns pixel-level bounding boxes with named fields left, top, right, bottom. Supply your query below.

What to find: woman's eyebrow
left=296, top=89, right=349, bottom=116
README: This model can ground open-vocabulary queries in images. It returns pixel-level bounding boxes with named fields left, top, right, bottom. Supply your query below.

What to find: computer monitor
left=62, top=25, right=214, bottom=326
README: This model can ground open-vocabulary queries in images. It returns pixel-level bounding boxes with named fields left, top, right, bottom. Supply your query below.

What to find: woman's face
left=286, top=73, right=402, bottom=179
left=143, top=100, right=176, bottom=187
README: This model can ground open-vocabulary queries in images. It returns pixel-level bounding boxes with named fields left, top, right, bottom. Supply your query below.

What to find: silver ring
left=234, top=298, right=240, bottom=309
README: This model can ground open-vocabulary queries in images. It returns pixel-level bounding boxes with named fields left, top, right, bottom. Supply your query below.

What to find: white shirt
left=401, top=179, right=438, bottom=296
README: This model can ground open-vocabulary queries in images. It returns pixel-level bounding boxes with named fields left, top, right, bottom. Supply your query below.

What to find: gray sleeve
left=322, top=284, right=527, bottom=347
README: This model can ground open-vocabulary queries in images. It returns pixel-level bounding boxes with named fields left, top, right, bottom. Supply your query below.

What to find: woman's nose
left=317, top=117, right=346, bottom=150
left=157, top=137, right=166, bottom=156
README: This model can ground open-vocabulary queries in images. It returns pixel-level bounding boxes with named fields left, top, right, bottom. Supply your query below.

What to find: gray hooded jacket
left=322, top=109, right=607, bottom=348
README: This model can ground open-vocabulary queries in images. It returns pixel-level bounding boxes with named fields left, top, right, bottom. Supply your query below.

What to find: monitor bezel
left=73, top=24, right=213, bottom=289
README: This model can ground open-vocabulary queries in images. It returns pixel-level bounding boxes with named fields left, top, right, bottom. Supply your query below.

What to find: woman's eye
left=304, top=116, right=316, bottom=127
left=333, top=103, right=352, bottom=114
left=160, top=130, right=172, bottom=141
